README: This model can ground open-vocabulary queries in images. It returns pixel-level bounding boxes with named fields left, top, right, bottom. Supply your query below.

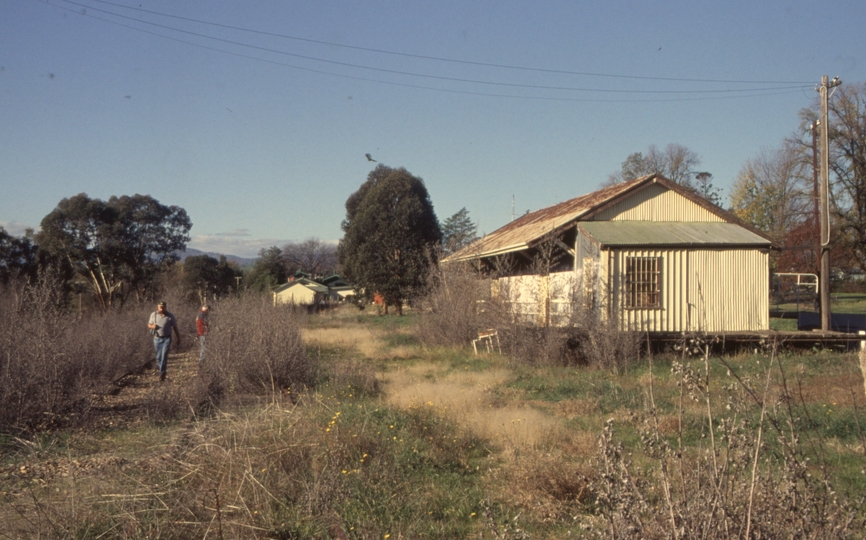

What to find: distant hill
left=176, top=248, right=257, bottom=267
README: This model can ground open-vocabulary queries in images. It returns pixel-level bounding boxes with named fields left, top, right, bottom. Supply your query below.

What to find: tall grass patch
left=3, top=392, right=496, bottom=538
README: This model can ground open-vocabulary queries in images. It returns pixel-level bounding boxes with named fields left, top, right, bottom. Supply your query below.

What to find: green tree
left=182, top=254, right=238, bottom=302
left=245, top=246, right=287, bottom=293
left=339, top=165, right=442, bottom=314
left=35, top=193, right=191, bottom=309
left=441, top=207, right=479, bottom=254
left=693, top=172, right=722, bottom=206
left=108, top=194, right=193, bottom=301
left=0, top=227, right=38, bottom=284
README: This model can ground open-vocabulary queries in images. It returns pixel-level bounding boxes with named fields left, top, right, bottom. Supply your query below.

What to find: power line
left=80, top=0, right=813, bottom=87
left=44, top=0, right=811, bottom=101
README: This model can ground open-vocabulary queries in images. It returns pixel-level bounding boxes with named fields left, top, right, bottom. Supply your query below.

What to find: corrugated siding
left=592, top=184, right=724, bottom=222
left=606, top=249, right=687, bottom=332
left=606, top=248, right=768, bottom=332
left=686, top=249, right=769, bottom=332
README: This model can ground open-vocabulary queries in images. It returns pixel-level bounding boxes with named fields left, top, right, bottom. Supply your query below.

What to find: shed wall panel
left=686, top=249, right=769, bottom=332
left=607, top=249, right=688, bottom=332
left=494, top=248, right=769, bottom=333
left=605, top=248, right=767, bottom=332
left=592, top=184, right=724, bottom=222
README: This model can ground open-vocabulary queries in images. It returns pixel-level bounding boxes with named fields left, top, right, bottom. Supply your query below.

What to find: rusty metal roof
left=578, top=221, right=772, bottom=247
left=445, top=176, right=650, bottom=261
left=444, top=174, right=772, bottom=263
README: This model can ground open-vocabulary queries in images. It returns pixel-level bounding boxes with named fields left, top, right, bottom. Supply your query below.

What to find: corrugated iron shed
left=445, top=177, right=645, bottom=261
left=579, top=221, right=772, bottom=247
left=444, top=174, right=770, bottom=263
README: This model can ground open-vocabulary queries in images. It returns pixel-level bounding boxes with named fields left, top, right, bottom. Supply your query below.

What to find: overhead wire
left=45, top=0, right=812, bottom=101
left=82, top=0, right=812, bottom=86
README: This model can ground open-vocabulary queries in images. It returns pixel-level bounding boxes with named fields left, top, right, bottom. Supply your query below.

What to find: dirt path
left=0, top=351, right=203, bottom=509
left=86, top=350, right=201, bottom=430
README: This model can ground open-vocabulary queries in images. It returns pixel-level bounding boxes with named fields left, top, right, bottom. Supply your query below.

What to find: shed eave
left=445, top=242, right=530, bottom=262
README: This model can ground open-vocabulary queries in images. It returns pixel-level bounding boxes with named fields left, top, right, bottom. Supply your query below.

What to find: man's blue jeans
left=198, top=335, right=206, bottom=363
left=154, top=336, right=172, bottom=376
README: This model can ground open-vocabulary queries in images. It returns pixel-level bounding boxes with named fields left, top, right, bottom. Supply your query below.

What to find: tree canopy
left=606, top=144, right=719, bottom=203
left=441, top=207, right=478, bottom=254
left=0, top=227, right=38, bottom=285
left=245, top=246, right=287, bottom=293
left=338, top=165, right=442, bottom=314
left=729, top=144, right=810, bottom=244
left=725, top=81, right=866, bottom=275
left=182, top=254, right=239, bottom=303
left=35, top=193, right=191, bottom=309
left=282, top=238, right=338, bottom=277
left=824, top=82, right=866, bottom=270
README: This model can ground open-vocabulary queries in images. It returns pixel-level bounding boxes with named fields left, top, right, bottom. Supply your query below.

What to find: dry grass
left=303, top=325, right=417, bottom=360
left=383, top=365, right=570, bottom=452
left=4, top=298, right=866, bottom=538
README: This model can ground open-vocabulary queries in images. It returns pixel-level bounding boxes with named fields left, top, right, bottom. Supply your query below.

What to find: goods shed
left=445, top=174, right=774, bottom=333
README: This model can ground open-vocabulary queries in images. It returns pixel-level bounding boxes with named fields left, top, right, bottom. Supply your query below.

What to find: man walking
left=148, top=301, right=181, bottom=382
left=196, top=304, right=209, bottom=363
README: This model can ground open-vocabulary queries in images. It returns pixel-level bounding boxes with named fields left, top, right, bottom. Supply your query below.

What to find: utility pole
left=810, top=121, right=820, bottom=277
left=818, top=75, right=842, bottom=331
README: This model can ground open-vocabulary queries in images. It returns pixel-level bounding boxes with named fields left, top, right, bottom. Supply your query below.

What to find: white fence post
left=859, top=331, right=866, bottom=401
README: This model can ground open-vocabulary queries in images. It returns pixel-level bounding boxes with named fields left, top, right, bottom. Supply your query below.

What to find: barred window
left=626, top=257, right=661, bottom=308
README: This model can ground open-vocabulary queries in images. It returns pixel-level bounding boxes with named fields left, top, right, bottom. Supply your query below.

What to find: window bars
left=626, top=256, right=661, bottom=308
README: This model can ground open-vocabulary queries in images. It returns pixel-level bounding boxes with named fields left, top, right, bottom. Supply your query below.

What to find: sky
left=2, top=0, right=865, bottom=258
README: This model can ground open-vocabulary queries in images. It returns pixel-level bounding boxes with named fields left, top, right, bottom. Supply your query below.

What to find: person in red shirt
left=196, top=305, right=209, bottom=363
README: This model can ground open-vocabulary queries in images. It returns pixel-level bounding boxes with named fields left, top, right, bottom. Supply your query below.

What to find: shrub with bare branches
left=202, top=295, right=317, bottom=395
left=416, top=260, right=492, bottom=347
left=584, top=340, right=866, bottom=538
left=0, top=275, right=149, bottom=432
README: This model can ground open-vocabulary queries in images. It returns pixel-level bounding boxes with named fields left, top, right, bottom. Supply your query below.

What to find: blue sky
left=2, top=0, right=865, bottom=257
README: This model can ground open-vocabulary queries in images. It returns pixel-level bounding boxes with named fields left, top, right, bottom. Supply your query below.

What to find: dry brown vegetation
left=2, top=271, right=866, bottom=538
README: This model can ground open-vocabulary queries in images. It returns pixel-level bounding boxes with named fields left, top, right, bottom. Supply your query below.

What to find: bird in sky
left=365, top=153, right=377, bottom=162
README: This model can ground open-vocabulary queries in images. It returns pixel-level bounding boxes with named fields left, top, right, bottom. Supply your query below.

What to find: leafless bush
left=418, top=255, right=641, bottom=373
left=0, top=275, right=148, bottom=432
left=203, top=295, right=317, bottom=395
left=74, top=307, right=155, bottom=380
left=416, top=261, right=492, bottom=347
left=561, top=308, right=641, bottom=373
left=584, top=341, right=866, bottom=538
left=0, top=276, right=75, bottom=431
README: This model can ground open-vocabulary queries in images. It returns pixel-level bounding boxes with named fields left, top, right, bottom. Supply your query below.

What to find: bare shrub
left=74, top=306, right=155, bottom=381
left=494, top=297, right=640, bottom=372
left=561, top=308, right=642, bottom=373
left=584, top=341, right=866, bottom=538
left=416, top=260, right=489, bottom=347
left=0, top=275, right=149, bottom=431
left=203, top=295, right=317, bottom=395
left=0, top=276, right=77, bottom=431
